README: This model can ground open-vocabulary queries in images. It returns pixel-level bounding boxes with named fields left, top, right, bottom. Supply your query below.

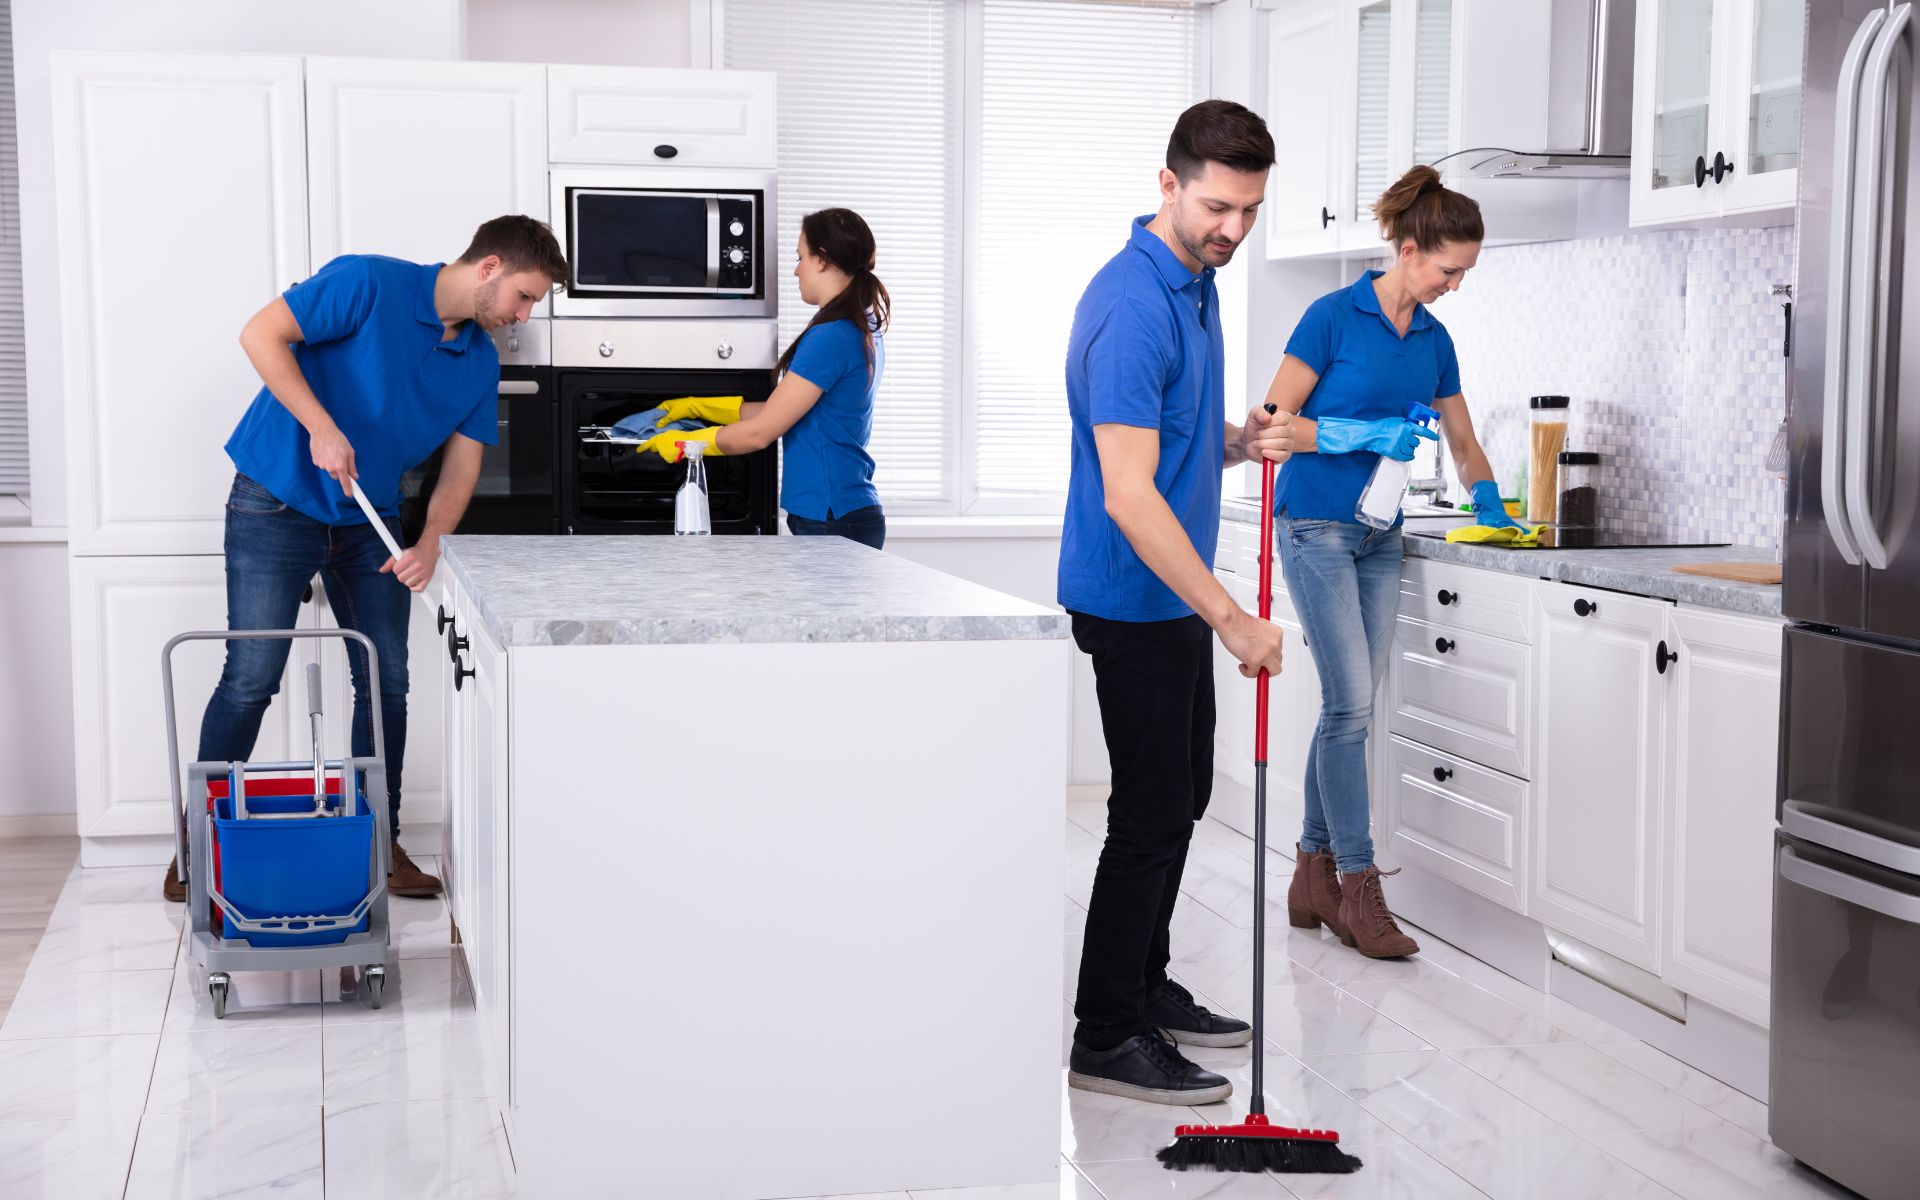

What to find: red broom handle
left=1254, top=455, right=1275, bottom=760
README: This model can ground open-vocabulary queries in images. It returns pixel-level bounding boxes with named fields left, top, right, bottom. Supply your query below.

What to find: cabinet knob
left=1711, top=150, right=1735, bottom=184
left=1434, top=637, right=1456, bottom=655
left=716, top=340, right=734, bottom=360
left=454, top=656, right=476, bottom=691
left=1573, top=598, right=1599, bottom=618
left=1433, top=766, right=1453, bottom=783
left=1320, top=205, right=1334, bottom=229
left=598, top=341, right=615, bottom=358
left=436, top=605, right=453, bottom=635
left=1694, top=154, right=1709, bottom=188
left=1437, top=588, right=1457, bottom=606
left=653, top=143, right=679, bottom=159
left=447, top=625, right=469, bottom=660
left=1656, top=640, right=1681, bottom=675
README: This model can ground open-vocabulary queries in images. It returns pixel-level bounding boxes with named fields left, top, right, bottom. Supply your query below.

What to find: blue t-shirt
left=225, top=255, right=500, bottom=525
left=781, top=317, right=883, bottom=522
left=1058, top=216, right=1226, bottom=622
left=1275, top=270, right=1461, bottom=523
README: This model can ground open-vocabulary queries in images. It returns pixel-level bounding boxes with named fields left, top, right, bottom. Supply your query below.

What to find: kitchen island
left=432, top=535, right=1071, bottom=1200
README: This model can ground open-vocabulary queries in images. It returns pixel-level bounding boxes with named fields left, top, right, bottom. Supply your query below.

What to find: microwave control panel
left=718, top=196, right=757, bottom=292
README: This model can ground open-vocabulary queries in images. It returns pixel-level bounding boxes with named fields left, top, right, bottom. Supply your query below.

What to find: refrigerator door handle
left=1782, top=798, right=1920, bottom=875
left=1822, top=6, right=1887, bottom=566
left=1846, top=2, right=1910, bottom=571
left=1780, top=844, right=1920, bottom=924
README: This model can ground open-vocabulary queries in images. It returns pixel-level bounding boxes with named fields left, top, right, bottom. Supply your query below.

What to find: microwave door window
left=573, top=193, right=712, bottom=291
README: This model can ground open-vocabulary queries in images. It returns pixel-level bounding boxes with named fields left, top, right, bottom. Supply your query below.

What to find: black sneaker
left=1068, top=1027, right=1232, bottom=1105
left=1147, top=979, right=1253, bottom=1048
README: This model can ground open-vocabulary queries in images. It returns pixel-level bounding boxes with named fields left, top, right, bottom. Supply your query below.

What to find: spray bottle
left=673, top=441, right=712, bottom=535
left=1354, top=402, right=1441, bottom=530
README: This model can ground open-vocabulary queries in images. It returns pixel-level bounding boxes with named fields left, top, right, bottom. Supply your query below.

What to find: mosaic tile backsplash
left=1401, top=225, right=1795, bottom=553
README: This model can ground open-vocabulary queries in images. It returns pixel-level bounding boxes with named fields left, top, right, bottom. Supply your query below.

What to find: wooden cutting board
left=1672, top=561, right=1783, bottom=585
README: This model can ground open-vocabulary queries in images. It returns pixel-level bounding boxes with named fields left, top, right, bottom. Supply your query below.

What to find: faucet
left=1404, top=434, right=1450, bottom=508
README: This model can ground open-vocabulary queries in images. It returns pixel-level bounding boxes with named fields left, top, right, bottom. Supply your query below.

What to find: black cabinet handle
left=436, top=605, right=453, bottom=635
left=1656, top=640, right=1681, bottom=675
left=1437, top=588, right=1457, bottom=606
left=447, top=625, right=469, bottom=661
left=1574, top=598, right=1599, bottom=618
left=1320, top=206, right=1333, bottom=229
left=1433, top=766, right=1453, bottom=783
left=653, top=143, right=679, bottom=159
left=1711, top=150, right=1734, bottom=184
left=453, top=656, right=476, bottom=692
left=1694, top=154, right=1709, bottom=188
left=1434, top=637, right=1456, bottom=654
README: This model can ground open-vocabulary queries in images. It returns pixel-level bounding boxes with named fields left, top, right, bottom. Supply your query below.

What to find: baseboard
left=0, top=814, right=74, bottom=840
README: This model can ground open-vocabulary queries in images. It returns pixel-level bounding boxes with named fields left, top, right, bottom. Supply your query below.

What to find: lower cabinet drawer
left=1384, top=735, right=1528, bottom=912
left=1388, top=615, right=1532, bottom=778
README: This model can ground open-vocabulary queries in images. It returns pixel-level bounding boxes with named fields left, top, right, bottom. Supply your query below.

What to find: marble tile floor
left=0, top=799, right=1859, bottom=1199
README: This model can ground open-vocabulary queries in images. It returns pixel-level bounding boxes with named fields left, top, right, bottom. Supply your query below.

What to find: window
left=724, top=0, right=1209, bottom=515
left=0, top=0, right=25, bottom=504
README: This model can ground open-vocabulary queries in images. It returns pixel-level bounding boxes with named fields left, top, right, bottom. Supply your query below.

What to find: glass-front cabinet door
left=1724, top=0, right=1805, bottom=213
left=1634, top=0, right=1718, bottom=222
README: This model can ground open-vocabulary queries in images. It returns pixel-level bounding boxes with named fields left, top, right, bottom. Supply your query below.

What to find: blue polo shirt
left=781, top=317, right=882, bottom=522
left=1275, top=270, right=1461, bottom=523
left=1058, top=216, right=1225, bottom=622
left=225, top=255, right=500, bottom=526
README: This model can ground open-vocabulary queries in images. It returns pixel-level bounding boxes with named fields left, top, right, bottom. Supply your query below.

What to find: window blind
left=0, top=0, right=26, bottom=499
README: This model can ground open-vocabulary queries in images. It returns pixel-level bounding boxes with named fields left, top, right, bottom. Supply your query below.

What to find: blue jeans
left=786, top=504, right=886, bottom=549
left=198, top=474, right=412, bottom=835
left=1276, top=517, right=1404, bottom=875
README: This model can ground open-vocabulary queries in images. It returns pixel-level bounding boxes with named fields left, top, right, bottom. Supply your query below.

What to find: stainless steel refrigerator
left=1774, top=4, right=1920, bottom=1197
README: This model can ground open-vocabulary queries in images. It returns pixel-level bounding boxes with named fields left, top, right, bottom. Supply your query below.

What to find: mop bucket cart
left=163, top=628, right=393, bottom=1018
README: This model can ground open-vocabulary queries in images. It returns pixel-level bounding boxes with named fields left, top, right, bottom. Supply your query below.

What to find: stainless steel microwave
left=549, top=167, right=777, bottom=318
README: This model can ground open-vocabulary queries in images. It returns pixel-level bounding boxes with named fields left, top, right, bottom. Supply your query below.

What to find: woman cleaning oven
left=642, top=207, right=891, bottom=549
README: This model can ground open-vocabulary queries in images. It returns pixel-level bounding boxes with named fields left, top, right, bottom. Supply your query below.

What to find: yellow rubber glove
left=639, top=426, right=722, bottom=464
left=656, top=395, right=745, bottom=426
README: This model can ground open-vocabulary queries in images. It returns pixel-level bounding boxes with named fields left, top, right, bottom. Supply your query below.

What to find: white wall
left=464, top=0, right=693, bottom=68
left=0, top=542, right=72, bottom=824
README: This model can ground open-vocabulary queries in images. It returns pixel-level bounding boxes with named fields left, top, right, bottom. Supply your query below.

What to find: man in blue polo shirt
left=163, top=216, right=567, bottom=903
left=1059, top=100, right=1290, bottom=1105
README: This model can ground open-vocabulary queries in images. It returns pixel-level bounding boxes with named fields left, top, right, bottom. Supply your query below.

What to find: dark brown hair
left=1166, top=99, right=1276, bottom=183
left=776, top=208, right=890, bottom=378
left=457, top=215, right=569, bottom=285
left=1374, top=165, right=1484, bottom=251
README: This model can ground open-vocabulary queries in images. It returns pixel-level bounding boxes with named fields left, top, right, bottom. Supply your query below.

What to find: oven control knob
left=506, top=336, right=520, bottom=355
left=598, top=341, right=615, bottom=358
left=726, top=246, right=746, bottom=266
left=716, top=340, right=734, bottom=360
left=728, top=219, right=745, bottom=237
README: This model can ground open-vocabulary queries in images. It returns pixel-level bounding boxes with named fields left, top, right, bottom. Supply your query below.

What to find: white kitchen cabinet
left=1383, top=734, right=1527, bottom=910
left=306, top=57, right=549, bottom=315
left=1388, top=613, right=1532, bottom=777
left=1529, top=583, right=1669, bottom=971
left=1264, top=0, right=1347, bottom=259
left=68, top=555, right=297, bottom=852
left=1211, top=570, right=1319, bottom=856
left=547, top=65, right=776, bottom=167
left=51, top=51, right=309, bottom=558
left=1658, top=607, right=1782, bottom=1027
left=1629, top=0, right=1803, bottom=227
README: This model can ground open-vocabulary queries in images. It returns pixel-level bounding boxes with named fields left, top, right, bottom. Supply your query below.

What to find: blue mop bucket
left=210, top=775, right=375, bottom=947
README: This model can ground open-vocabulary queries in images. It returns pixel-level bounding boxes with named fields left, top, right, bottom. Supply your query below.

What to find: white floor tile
left=1337, top=977, right=1577, bottom=1050
left=323, top=1015, right=491, bottom=1103
left=1592, top=1041, right=1769, bottom=1127
left=1422, top=1131, right=1680, bottom=1199
left=1060, top=1071, right=1210, bottom=1165
left=1168, top=907, right=1334, bottom=999
left=165, top=963, right=324, bottom=1032
left=1449, top=1043, right=1727, bottom=1136
left=0, top=1034, right=158, bottom=1125
left=0, top=1115, right=139, bottom=1199
left=323, top=1098, right=516, bottom=1199
left=1276, top=929, right=1457, bottom=986
left=52, top=864, right=168, bottom=909
left=1080, top=1154, right=1294, bottom=1196
left=1271, top=1134, right=1485, bottom=1200
left=389, top=891, right=455, bottom=960
left=1253, top=980, right=1432, bottom=1059
left=910, top=1163, right=1105, bottom=1199
left=783, top=1192, right=913, bottom=1200
left=1302, top=1049, right=1570, bottom=1146
left=29, top=900, right=182, bottom=974
left=1585, top=1125, right=1860, bottom=1200
left=145, top=1025, right=323, bottom=1112
left=122, top=1105, right=324, bottom=1200
left=318, top=954, right=474, bottom=1025
left=0, top=967, right=172, bottom=1039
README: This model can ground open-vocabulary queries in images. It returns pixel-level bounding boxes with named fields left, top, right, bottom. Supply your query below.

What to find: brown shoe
left=387, top=842, right=443, bottom=898
left=1285, top=844, right=1348, bottom=939
left=1338, top=866, right=1420, bottom=959
left=162, top=858, right=186, bottom=903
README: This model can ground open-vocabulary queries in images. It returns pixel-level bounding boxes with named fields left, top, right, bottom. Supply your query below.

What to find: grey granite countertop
left=441, top=536, right=1071, bottom=647
left=1220, top=498, right=1782, bottom=618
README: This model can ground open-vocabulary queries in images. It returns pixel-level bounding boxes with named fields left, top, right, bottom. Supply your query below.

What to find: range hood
left=1450, top=0, right=1635, bottom=181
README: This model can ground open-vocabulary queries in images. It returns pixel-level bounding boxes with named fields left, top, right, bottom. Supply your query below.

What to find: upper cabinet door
left=1719, top=0, right=1804, bottom=215
left=52, top=51, right=308, bottom=557
left=306, top=58, right=548, bottom=309
left=1633, top=0, right=1722, bottom=225
left=1265, top=0, right=1346, bottom=258
left=548, top=66, right=776, bottom=167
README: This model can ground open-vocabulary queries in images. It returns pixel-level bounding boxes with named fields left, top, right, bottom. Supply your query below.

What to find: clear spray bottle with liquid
left=673, top=440, right=712, bottom=536
left=1354, top=401, right=1441, bottom=530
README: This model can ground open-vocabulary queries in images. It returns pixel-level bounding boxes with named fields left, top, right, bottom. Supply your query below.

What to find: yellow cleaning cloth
left=1445, top=524, right=1544, bottom=548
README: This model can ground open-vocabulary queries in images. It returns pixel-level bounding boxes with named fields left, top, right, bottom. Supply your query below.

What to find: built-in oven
left=549, top=167, right=778, bottom=319
left=400, top=319, right=558, bottom=544
left=556, top=318, right=779, bottom=535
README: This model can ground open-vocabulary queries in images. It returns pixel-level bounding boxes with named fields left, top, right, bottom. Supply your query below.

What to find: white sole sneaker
left=1067, top=1070, right=1233, bottom=1106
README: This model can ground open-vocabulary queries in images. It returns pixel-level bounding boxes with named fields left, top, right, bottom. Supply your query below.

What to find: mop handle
left=349, top=480, right=439, bottom=615
left=1250, top=452, right=1276, bottom=1116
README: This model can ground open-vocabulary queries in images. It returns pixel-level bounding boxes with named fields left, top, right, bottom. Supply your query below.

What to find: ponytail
left=776, top=208, right=891, bottom=379
left=1373, top=164, right=1484, bottom=251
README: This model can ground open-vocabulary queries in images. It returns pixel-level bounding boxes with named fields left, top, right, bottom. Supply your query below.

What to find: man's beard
left=472, top=278, right=503, bottom=328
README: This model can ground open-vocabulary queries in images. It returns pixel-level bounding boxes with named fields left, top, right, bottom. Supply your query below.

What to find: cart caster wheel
left=364, top=966, right=386, bottom=1010
left=209, top=973, right=230, bottom=1020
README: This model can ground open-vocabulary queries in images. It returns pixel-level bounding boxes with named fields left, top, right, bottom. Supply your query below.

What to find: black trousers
left=1069, top=611, right=1215, bottom=1049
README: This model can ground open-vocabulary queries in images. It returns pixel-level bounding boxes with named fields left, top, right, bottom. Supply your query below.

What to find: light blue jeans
left=1276, top=516, right=1404, bottom=875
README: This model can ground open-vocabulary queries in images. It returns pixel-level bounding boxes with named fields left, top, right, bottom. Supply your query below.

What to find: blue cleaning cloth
left=610, top=406, right=707, bottom=441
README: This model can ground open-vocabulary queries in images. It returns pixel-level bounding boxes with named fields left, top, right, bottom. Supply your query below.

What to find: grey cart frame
left=162, top=628, right=393, bottom=1017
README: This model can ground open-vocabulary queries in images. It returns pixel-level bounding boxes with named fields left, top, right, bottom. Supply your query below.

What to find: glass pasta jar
left=1557, top=451, right=1600, bottom=527
left=1528, top=395, right=1570, bottom=523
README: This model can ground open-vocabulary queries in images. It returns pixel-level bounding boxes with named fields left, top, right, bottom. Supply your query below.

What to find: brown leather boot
left=1338, top=866, right=1420, bottom=959
left=1285, top=844, right=1348, bottom=939
left=162, top=858, right=186, bottom=903
left=388, top=842, right=443, bottom=898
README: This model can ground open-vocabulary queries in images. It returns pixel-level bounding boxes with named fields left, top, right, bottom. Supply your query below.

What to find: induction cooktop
left=1408, top=526, right=1732, bottom=550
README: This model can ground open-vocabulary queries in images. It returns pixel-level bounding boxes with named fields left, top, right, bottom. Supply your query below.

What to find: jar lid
left=1558, top=451, right=1600, bottom=464
left=1530, top=395, right=1571, bottom=409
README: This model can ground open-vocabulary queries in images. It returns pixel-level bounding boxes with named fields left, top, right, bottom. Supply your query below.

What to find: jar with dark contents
left=1557, top=451, right=1600, bottom=527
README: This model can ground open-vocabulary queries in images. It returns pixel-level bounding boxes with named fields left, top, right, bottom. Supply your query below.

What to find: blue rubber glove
left=1316, top=417, right=1440, bottom=462
left=1471, top=479, right=1526, bottom=529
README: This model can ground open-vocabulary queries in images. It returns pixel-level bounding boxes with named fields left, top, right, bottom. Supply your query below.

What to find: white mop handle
left=349, top=480, right=438, bottom=613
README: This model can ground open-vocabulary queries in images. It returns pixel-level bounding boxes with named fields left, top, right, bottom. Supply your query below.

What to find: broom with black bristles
left=1157, top=446, right=1363, bottom=1176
